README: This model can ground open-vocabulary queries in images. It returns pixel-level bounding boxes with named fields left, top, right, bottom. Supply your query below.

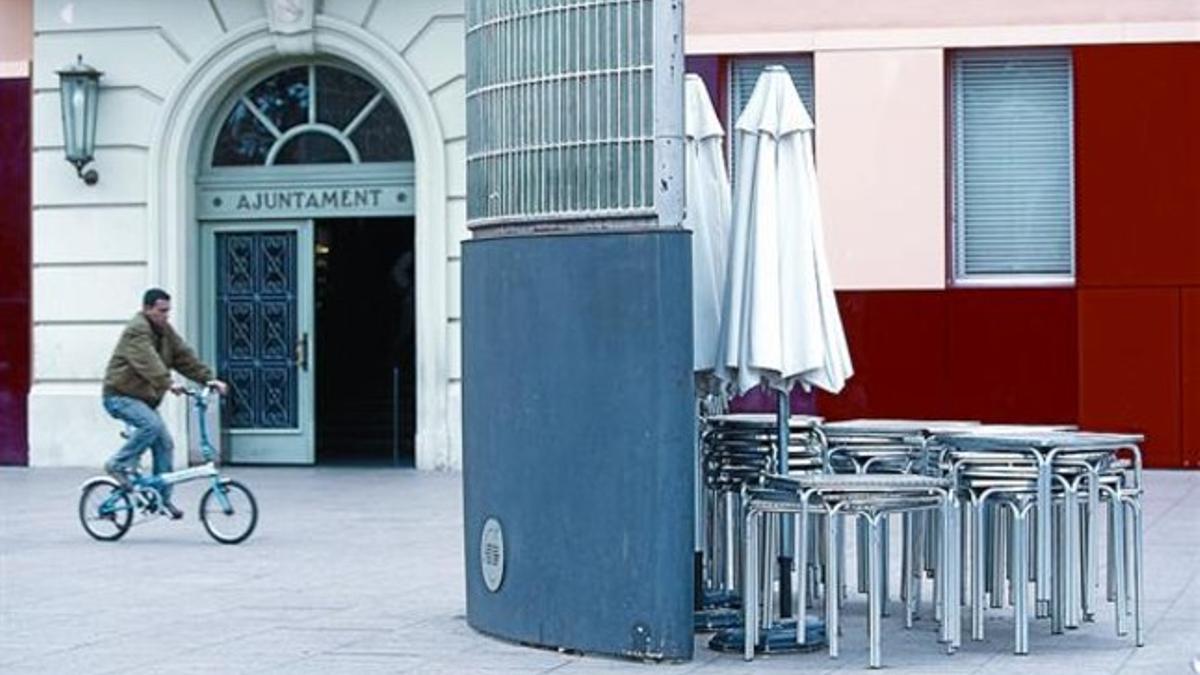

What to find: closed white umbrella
left=684, top=73, right=731, bottom=610
left=716, top=65, right=852, bottom=398
left=684, top=73, right=731, bottom=393
left=714, top=65, right=852, bottom=628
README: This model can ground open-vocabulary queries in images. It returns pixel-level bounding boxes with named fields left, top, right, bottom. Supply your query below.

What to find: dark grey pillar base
left=463, top=229, right=694, bottom=661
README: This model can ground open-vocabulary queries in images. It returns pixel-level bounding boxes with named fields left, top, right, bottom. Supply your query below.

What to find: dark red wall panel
left=0, top=77, right=31, bottom=466
left=1075, top=44, right=1200, bottom=287
left=816, top=291, right=951, bottom=421
left=1183, top=290, right=1200, bottom=469
left=1078, top=289, right=1181, bottom=468
left=0, top=78, right=30, bottom=301
left=0, top=300, right=29, bottom=466
left=817, top=291, right=1080, bottom=427
left=946, top=289, right=1078, bottom=425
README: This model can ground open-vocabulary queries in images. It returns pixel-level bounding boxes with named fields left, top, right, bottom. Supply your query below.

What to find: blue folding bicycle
left=78, top=385, right=259, bottom=544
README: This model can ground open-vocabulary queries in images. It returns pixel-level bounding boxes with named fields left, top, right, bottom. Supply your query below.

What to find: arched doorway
left=196, top=60, right=417, bottom=465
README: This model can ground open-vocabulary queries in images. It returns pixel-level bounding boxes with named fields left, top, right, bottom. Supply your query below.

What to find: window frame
left=949, top=47, right=1077, bottom=287
left=205, top=60, right=410, bottom=169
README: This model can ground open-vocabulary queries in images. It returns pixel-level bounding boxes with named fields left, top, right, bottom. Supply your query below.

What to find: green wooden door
left=202, top=221, right=315, bottom=464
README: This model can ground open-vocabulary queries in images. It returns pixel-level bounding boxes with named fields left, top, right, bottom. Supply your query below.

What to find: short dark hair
left=142, top=288, right=171, bottom=307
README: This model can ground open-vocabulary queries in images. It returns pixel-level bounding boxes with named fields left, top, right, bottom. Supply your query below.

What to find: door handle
left=296, top=332, right=309, bottom=371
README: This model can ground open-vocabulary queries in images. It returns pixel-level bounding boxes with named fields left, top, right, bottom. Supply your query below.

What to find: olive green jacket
left=102, top=313, right=214, bottom=407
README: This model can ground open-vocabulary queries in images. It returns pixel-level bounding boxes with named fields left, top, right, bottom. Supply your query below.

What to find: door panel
left=203, top=222, right=314, bottom=464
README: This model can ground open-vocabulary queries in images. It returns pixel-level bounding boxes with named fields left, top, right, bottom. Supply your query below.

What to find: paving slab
left=1, top=467, right=1197, bottom=673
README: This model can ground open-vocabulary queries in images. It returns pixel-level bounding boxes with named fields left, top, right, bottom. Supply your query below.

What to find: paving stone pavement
left=1, top=467, right=1197, bottom=674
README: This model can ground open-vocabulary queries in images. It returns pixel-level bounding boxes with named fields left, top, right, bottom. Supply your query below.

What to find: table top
left=822, top=419, right=981, bottom=435
left=934, top=428, right=1144, bottom=450
left=705, top=413, right=824, bottom=429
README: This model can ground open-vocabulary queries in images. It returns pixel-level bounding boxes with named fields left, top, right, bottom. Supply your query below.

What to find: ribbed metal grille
left=465, top=0, right=657, bottom=229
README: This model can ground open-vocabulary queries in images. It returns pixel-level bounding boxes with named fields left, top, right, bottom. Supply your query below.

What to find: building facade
left=687, top=0, right=1200, bottom=468
left=23, top=0, right=466, bottom=469
left=5, top=1, right=1198, bottom=469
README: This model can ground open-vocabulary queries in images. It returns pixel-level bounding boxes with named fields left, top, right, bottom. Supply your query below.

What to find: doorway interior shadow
left=314, top=216, right=416, bottom=467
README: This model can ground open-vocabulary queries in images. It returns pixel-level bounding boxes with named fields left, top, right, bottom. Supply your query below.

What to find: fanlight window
left=212, top=64, right=413, bottom=167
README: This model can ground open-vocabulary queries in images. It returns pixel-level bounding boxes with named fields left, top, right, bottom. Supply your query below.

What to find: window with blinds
left=728, top=56, right=815, bottom=178
left=952, top=50, right=1075, bottom=283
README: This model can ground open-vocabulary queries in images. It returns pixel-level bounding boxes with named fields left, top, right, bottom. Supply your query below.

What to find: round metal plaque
left=480, top=517, right=505, bottom=592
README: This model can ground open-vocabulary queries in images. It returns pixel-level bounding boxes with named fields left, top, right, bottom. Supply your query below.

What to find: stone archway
left=146, top=16, right=450, bottom=469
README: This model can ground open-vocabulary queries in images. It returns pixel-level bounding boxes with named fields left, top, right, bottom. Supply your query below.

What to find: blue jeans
left=103, top=394, right=174, bottom=501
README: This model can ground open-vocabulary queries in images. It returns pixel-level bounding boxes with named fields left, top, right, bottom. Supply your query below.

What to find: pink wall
left=0, top=0, right=31, bottom=69
left=815, top=49, right=946, bottom=290
left=687, top=0, right=1200, bottom=35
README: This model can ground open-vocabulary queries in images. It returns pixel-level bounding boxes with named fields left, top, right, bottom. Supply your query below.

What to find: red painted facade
left=944, top=289, right=1078, bottom=425
left=1074, top=44, right=1200, bottom=467
left=1078, top=289, right=1181, bottom=468
left=1183, top=290, right=1200, bottom=468
left=816, top=290, right=1078, bottom=426
left=1075, top=44, right=1200, bottom=288
left=804, top=44, right=1200, bottom=467
left=816, top=291, right=950, bottom=420
left=0, top=77, right=31, bottom=465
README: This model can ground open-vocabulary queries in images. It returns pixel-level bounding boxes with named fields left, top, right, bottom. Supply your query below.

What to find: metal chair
left=741, top=473, right=957, bottom=669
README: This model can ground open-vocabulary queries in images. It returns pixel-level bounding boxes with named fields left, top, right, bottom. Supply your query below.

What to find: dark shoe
left=163, top=501, right=184, bottom=520
left=104, top=461, right=133, bottom=490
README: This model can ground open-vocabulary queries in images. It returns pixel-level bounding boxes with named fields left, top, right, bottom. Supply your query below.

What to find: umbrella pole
left=777, top=389, right=794, bottom=619
left=694, top=397, right=705, bottom=611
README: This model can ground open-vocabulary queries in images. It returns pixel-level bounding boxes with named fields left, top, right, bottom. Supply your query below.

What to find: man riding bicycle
left=102, top=288, right=228, bottom=519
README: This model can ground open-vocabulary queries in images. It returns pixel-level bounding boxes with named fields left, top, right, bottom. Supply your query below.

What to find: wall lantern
left=56, top=54, right=102, bottom=186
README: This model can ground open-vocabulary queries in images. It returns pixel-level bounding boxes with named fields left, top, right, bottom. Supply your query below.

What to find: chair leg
left=904, top=512, right=917, bottom=629
left=1128, top=498, right=1145, bottom=647
left=1051, top=502, right=1065, bottom=635
left=1084, top=469, right=1100, bottom=622
left=933, top=508, right=944, bottom=624
left=881, top=517, right=891, bottom=618
left=1036, top=463, right=1052, bottom=620
left=869, top=515, right=884, bottom=669
left=951, top=499, right=963, bottom=650
left=912, top=514, right=924, bottom=621
left=939, top=498, right=961, bottom=651
left=1124, top=500, right=1136, bottom=619
left=961, top=500, right=971, bottom=611
left=827, top=511, right=840, bottom=659
left=1107, top=498, right=1117, bottom=604
left=763, top=514, right=776, bottom=632
left=797, top=506, right=809, bottom=645
left=972, top=498, right=987, bottom=641
left=838, top=519, right=849, bottom=605
left=743, top=509, right=758, bottom=661
left=1065, top=488, right=1080, bottom=629
left=901, top=512, right=911, bottom=606
left=1013, top=505, right=1030, bottom=656
left=992, top=506, right=1008, bottom=609
left=858, top=517, right=869, bottom=594
left=1110, top=491, right=1128, bottom=637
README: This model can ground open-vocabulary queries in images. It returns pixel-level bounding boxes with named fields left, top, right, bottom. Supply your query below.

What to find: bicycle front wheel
left=200, top=479, right=258, bottom=544
left=79, top=478, right=133, bottom=541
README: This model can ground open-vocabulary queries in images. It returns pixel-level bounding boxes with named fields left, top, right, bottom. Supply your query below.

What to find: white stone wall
left=30, top=0, right=467, bottom=469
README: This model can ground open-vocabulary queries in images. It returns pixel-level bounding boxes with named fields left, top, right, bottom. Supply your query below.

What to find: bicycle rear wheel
left=79, top=478, right=133, bottom=541
left=200, top=479, right=258, bottom=544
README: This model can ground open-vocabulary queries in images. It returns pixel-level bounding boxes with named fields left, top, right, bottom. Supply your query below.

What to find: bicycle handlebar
left=181, top=383, right=223, bottom=399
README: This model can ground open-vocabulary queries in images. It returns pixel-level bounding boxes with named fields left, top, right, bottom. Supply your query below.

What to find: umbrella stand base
left=707, top=616, right=827, bottom=654
left=694, top=607, right=742, bottom=633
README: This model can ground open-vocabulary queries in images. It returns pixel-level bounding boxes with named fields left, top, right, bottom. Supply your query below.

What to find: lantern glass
left=56, top=56, right=102, bottom=171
